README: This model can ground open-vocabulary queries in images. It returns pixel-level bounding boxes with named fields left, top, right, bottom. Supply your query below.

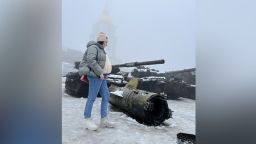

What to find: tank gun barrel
left=112, top=59, right=165, bottom=68
left=74, top=59, right=165, bottom=70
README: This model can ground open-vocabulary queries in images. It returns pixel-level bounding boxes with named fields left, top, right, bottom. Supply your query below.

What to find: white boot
left=84, top=118, right=98, bottom=130
left=100, top=117, right=115, bottom=128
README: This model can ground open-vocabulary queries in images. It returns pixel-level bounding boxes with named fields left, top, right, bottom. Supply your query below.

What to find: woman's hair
left=97, top=41, right=104, bottom=45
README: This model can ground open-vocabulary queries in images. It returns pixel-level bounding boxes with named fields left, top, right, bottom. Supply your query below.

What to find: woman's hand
left=100, top=74, right=104, bottom=80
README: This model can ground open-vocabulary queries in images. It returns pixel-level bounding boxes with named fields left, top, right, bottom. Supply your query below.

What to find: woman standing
left=79, top=32, right=114, bottom=130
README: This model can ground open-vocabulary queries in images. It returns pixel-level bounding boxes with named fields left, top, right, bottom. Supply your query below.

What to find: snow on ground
left=62, top=77, right=195, bottom=144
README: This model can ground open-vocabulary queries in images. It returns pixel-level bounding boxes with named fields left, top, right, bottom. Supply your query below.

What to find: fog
left=62, top=0, right=195, bottom=72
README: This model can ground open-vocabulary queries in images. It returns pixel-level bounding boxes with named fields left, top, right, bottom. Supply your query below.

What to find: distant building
left=90, top=1, right=121, bottom=64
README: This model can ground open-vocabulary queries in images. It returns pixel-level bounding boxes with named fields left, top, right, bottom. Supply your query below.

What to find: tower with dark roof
left=90, top=1, right=120, bottom=64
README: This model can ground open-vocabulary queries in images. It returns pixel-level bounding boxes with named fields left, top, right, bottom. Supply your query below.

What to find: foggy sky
left=62, top=0, right=195, bottom=72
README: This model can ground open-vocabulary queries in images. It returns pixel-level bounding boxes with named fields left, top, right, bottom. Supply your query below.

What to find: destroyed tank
left=64, top=59, right=165, bottom=98
left=131, top=66, right=159, bottom=78
left=161, top=68, right=196, bottom=99
left=133, top=68, right=196, bottom=100
left=109, top=78, right=172, bottom=126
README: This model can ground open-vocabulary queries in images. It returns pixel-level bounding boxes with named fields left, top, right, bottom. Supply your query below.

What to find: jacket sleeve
left=86, top=45, right=103, bottom=76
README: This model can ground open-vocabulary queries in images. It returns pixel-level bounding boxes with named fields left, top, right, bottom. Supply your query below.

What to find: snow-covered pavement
left=62, top=77, right=195, bottom=144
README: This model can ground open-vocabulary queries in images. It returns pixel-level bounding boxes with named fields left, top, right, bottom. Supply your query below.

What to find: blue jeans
left=84, top=75, right=109, bottom=118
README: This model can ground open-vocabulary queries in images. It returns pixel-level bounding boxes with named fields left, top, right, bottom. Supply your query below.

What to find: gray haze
left=62, top=0, right=195, bottom=72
